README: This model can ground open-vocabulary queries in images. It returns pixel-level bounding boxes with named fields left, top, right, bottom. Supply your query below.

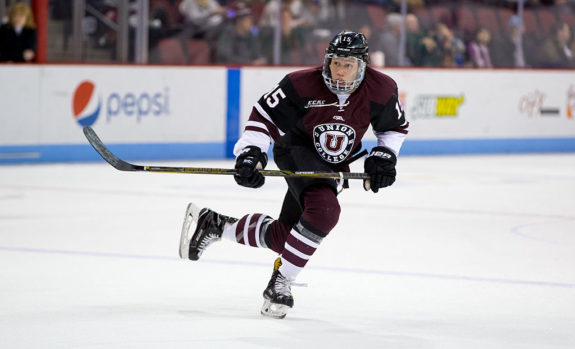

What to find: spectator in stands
left=216, top=3, right=266, bottom=65
left=432, top=22, right=465, bottom=67
left=290, top=0, right=335, bottom=52
left=382, top=0, right=425, bottom=13
left=300, top=0, right=336, bottom=31
left=378, top=13, right=402, bottom=66
left=467, top=27, right=493, bottom=68
left=179, top=0, right=226, bottom=40
left=491, top=15, right=538, bottom=68
left=405, top=20, right=462, bottom=67
left=260, top=6, right=308, bottom=65
left=291, top=0, right=333, bottom=32
left=404, top=13, right=425, bottom=66
left=554, top=0, right=574, bottom=14
left=0, top=2, right=37, bottom=62
left=339, top=1, right=370, bottom=34
left=410, top=31, right=443, bottom=67
left=358, top=23, right=384, bottom=66
left=259, top=0, right=301, bottom=28
left=538, top=22, right=574, bottom=68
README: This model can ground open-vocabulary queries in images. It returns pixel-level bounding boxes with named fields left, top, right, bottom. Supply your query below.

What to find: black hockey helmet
left=322, top=31, right=369, bottom=94
left=326, top=31, right=369, bottom=63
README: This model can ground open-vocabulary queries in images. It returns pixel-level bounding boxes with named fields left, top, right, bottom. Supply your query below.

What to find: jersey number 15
left=264, top=86, right=286, bottom=108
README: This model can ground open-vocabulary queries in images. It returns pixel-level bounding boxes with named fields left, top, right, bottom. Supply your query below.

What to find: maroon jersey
left=234, top=66, right=409, bottom=165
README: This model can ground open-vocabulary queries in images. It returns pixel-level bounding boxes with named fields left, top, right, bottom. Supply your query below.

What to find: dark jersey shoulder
left=261, top=67, right=331, bottom=132
left=361, top=67, right=406, bottom=133
left=362, top=66, right=398, bottom=105
left=285, top=67, right=330, bottom=100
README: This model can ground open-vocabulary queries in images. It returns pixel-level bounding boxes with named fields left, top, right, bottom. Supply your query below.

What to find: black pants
left=273, top=138, right=339, bottom=227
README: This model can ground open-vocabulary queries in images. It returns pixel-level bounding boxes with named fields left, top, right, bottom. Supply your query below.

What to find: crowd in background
left=0, top=2, right=36, bottom=62
left=2, top=0, right=575, bottom=68
left=142, top=0, right=575, bottom=68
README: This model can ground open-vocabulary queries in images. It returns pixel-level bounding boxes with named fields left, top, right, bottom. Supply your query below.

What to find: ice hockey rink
left=1, top=154, right=574, bottom=348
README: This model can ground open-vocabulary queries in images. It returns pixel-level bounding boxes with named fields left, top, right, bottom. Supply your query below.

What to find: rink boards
left=1, top=65, right=574, bottom=163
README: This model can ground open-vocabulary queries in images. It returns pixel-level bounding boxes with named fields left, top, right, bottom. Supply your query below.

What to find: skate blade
left=178, top=202, right=201, bottom=259
left=260, top=299, right=290, bottom=319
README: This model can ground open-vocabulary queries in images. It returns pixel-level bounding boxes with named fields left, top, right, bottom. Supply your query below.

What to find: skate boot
left=261, top=257, right=294, bottom=319
left=179, top=203, right=237, bottom=260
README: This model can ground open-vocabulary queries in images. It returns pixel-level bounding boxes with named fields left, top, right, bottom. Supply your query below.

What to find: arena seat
left=429, top=5, right=453, bottom=28
left=155, top=38, right=211, bottom=65
left=186, top=39, right=211, bottom=65
left=497, top=8, right=514, bottom=32
left=455, top=7, right=478, bottom=35
left=476, top=6, right=500, bottom=33
left=522, top=9, right=540, bottom=36
left=250, top=1, right=266, bottom=25
left=157, top=38, right=186, bottom=64
left=413, top=7, right=432, bottom=31
left=559, top=12, right=575, bottom=26
left=537, top=9, right=557, bottom=35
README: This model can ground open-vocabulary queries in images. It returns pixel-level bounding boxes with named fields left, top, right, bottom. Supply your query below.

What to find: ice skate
left=261, top=258, right=294, bottom=319
left=179, top=203, right=237, bottom=260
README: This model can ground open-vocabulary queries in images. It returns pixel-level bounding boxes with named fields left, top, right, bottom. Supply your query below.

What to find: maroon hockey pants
left=267, top=185, right=341, bottom=254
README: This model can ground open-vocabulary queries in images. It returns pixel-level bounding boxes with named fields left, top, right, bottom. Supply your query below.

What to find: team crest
left=313, top=123, right=356, bottom=163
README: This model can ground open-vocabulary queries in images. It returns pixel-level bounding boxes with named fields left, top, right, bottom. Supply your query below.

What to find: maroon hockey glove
left=234, top=146, right=268, bottom=188
left=363, top=146, right=397, bottom=193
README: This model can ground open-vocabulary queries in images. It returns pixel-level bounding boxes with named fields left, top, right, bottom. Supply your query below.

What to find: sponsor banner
left=0, top=66, right=42, bottom=145
left=0, top=65, right=227, bottom=146
left=41, top=66, right=227, bottom=144
left=2, top=66, right=575, bottom=163
left=383, top=69, right=575, bottom=140
left=240, top=68, right=575, bottom=141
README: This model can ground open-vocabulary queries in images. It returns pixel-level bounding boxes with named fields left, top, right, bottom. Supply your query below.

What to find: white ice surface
left=1, top=154, right=574, bottom=348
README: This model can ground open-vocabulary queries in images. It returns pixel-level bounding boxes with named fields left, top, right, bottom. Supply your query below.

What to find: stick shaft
left=83, top=126, right=370, bottom=180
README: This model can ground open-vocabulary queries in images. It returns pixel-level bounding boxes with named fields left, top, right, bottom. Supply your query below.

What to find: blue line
left=226, top=68, right=241, bottom=159
left=1, top=246, right=573, bottom=289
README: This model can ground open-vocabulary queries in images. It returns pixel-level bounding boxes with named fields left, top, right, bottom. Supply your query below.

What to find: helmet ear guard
left=322, top=31, right=369, bottom=94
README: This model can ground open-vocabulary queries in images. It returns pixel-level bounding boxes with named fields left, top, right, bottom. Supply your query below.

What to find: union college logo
left=313, top=123, right=356, bottom=164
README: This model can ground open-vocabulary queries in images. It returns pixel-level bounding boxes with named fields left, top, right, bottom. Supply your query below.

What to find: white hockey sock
left=279, top=221, right=324, bottom=281
left=222, top=221, right=238, bottom=242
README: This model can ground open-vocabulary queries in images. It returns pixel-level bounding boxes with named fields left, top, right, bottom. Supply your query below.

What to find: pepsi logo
left=71, top=80, right=170, bottom=126
left=72, top=81, right=101, bottom=127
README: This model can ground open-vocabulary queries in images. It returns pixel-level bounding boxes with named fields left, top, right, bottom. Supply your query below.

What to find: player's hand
left=234, top=146, right=268, bottom=188
left=363, top=146, right=397, bottom=193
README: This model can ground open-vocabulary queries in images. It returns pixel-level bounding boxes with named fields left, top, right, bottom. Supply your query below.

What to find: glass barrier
left=38, top=0, right=575, bottom=68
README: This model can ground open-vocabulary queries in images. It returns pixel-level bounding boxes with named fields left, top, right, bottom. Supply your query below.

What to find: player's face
left=329, top=57, right=359, bottom=83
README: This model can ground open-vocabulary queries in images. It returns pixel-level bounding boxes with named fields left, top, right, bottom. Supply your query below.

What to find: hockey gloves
left=363, top=146, right=397, bottom=193
left=234, top=146, right=268, bottom=188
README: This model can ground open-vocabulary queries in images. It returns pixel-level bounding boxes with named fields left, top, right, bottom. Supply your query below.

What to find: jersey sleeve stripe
left=246, top=120, right=269, bottom=129
left=245, top=125, right=270, bottom=136
left=254, top=102, right=285, bottom=137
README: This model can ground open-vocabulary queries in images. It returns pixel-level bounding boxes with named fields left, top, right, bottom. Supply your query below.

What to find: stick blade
left=83, top=126, right=143, bottom=171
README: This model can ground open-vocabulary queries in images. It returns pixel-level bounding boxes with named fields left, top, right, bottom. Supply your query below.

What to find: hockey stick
left=83, top=126, right=370, bottom=180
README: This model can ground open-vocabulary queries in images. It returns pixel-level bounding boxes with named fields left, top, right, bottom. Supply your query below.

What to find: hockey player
left=179, top=31, right=409, bottom=319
